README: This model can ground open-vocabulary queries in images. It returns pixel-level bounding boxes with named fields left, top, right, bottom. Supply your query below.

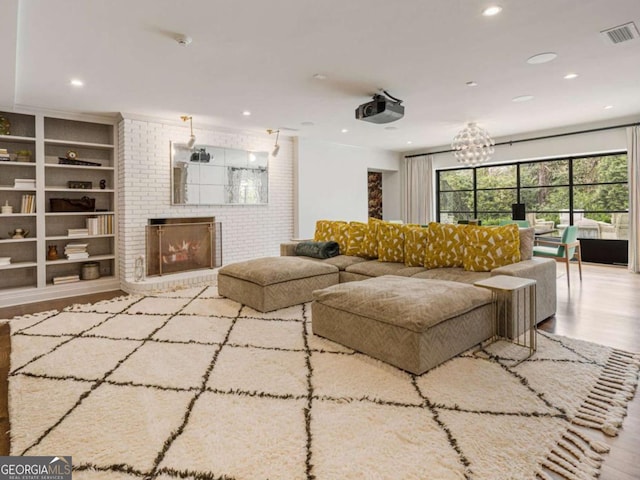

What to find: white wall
left=118, top=117, right=293, bottom=286
left=295, top=138, right=401, bottom=238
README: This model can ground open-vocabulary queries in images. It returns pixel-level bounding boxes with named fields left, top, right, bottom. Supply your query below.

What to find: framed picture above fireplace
left=171, top=142, right=268, bottom=205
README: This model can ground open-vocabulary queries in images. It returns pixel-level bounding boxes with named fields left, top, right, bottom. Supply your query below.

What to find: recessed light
left=341, top=128, right=348, bottom=133
left=407, top=141, right=413, bottom=145
left=70, top=79, right=84, bottom=87
left=466, top=81, right=478, bottom=87
left=313, top=74, right=327, bottom=80
left=384, top=126, right=398, bottom=131
left=564, top=73, right=579, bottom=79
left=526, top=52, right=558, bottom=64
left=242, top=110, right=251, bottom=116
left=604, top=105, right=613, bottom=109
left=512, top=95, right=534, bottom=102
left=301, top=121, right=314, bottom=126
left=482, top=5, right=502, bottom=16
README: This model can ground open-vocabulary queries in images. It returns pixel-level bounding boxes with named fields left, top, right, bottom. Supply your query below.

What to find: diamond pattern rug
left=6, top=286, right=639, bottom=480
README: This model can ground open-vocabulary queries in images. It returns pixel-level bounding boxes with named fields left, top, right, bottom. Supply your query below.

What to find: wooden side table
left=474, top=275, right=537, bottom=362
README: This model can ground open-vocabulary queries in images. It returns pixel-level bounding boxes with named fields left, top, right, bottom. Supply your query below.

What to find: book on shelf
left=14, top=178, right=36, bottom=189
left=86, top=214, right=113, bottom=235
left=64, top=242, right=89, bottom=259
left=65, top=253, right=90, bottom=260
left=68, top=228, right=89, bottom=237
left=53, top=274, right=80, bottom=285
left=20, top=194, right=36, bottom=213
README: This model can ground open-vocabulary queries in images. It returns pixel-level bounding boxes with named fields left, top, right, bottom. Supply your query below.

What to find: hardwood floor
left=0, top=265, right=638, bottom=478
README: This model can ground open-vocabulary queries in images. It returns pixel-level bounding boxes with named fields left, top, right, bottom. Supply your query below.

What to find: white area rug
left=7, top=286, right=639, bottom=480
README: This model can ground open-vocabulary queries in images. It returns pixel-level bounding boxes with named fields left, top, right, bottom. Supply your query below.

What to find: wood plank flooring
left=0, top=265, right=638, bottom=478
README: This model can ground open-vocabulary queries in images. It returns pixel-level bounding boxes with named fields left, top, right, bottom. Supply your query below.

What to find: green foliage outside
left=438, top=154, right=628, bottom=226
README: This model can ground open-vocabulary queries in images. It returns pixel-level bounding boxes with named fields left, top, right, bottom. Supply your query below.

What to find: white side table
left=474, top=275, right=537, bottom=361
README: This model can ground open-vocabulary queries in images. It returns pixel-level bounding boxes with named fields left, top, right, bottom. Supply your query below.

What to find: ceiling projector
left=355, top=92, right=404, bottom=124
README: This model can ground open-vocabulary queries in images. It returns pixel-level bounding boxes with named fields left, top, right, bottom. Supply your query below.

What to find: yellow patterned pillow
left=345, top=222, right=369, bottom=257
left=404, top=226, right=429, bottom=267
left=334, top=222, right=350, bottom=255
left=424, top=222, right=468, bottom=268
left=377, top=222, right=405, bottom=263
left=463, top=224, right=521, bottom=272
left=361, top=218, right=383, bottom=258
left=313, top=220, right=346, bottom=242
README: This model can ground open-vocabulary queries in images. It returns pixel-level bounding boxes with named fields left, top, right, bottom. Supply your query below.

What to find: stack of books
left=20, top=194, right=35, bottom=213
left=68, top=228, right=89, bottom=237
left=64, top=242, right=89, bottom=260
left=53, top=274, right=80, bottom=285
left=0, top=149, right=10, bottom=161
left=86, top=214, right=113, bottom=235
left=14, top=178, right=36, bottom=189
left=0, top=257, right=10, bottom=266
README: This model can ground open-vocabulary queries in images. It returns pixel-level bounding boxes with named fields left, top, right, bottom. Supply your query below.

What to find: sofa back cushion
left=404, top=226, right=429, bottom=267
left=463, top=224, right=521, bottom=272
left=424, top=222, right=468, bottom=268
left=377, top=222, right=405, bottom=263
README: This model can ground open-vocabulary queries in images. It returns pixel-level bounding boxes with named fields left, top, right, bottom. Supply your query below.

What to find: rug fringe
left=572, top=349, right=640, bottom=436
left=538, top=427, right=609, bottom=480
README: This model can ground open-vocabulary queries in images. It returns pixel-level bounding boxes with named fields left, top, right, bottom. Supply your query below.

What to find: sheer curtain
left=627, top=126, right=640, bottom=273
left=402, top=155, right=433, bottom=224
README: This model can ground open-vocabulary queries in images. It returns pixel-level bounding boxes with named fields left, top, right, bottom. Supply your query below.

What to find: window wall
left=437, top=153, right=628, bottom=240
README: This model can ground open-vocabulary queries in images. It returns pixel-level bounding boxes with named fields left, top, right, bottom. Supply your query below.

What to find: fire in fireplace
left=146, top=217, right=221, bottom=276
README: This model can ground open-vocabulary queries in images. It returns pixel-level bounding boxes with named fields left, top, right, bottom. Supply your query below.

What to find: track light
left=181, top=115, right=196, bottom=149
left=267, top=129, right=280, bottom=157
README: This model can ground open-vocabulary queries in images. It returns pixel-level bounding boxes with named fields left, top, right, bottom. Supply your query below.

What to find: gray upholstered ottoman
left=218, top=257, right=339, bottom=312
left=312, top=275, right=494, bottom=374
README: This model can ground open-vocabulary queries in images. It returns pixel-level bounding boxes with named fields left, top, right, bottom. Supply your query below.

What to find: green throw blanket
left=295, top=241, right=340, bottom=259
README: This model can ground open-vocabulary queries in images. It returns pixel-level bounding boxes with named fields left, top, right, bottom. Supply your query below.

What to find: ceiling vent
left=600, top=22, right=640, bottom=45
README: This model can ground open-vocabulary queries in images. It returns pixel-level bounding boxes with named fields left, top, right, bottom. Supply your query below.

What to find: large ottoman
left=312, top=275, right=494, bottom=374
left=218, top=256, right=339, bottom=312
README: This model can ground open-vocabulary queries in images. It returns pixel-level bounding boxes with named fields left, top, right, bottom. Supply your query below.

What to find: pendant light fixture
left=181, top=115, right=196, bottom=149
left=451, top=122, right=495, bottom=165
left=267, top=129, right=280, bottom=157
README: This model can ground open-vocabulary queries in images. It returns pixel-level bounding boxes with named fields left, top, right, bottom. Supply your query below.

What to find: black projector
left=355, top=94, right=404, bottom=124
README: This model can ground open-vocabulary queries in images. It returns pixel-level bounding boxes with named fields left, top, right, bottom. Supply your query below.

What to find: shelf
left=46, top=234, right=115, bottom=240
left=45, top=275, right=116, bottom=288
left=0, top=186, right=36, bottom=191
left=0, top=161, right=36, bottom=167
left=46, top=254, right=115, bottom=266
left=45, top=188, right=115, bottom=193
left=0, top=134, right=36, bottom=144
left=45, top=163, right=114, bottom=171
left=46, top=211, right=114, bottom=217
left=0, top=261, right=38, bottom=270
left=0, top=238, right=37, bottom=244
left=0, top=213, right=37, bottom=218
left=44, top=138, right=114, bottom=150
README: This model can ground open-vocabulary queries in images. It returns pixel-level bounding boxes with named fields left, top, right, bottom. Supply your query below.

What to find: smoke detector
left=600, top=22, right=639, bottom=45
left=175, top=34, right=192, bottom=46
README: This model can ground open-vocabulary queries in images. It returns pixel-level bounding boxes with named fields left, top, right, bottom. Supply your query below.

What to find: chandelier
left=451, top=122, right=495, bottom=165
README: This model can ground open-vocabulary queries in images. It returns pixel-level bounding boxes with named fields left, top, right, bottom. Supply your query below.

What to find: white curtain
left=627, top=126, right=640, bottom=273
left=402, top=155, right=433, bottom=224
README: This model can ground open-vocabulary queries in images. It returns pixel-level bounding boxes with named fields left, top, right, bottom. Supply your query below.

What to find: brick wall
left=118, top=117, right=293, bottom=290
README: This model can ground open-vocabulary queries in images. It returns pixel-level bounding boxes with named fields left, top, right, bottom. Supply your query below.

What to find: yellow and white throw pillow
left=313, top=220, right=346, bottom=242
left=463, top=224, right=521, bottom=272
left=345, top=221, right=369, bottom=257
left=361, top=218, right=383, bottom=258
left=424, top=222, right=468, bottom=268
left=334, top=222, right=350, bottom=255
left=377, top=222, right=405, bottom=263
left=404, top=226, right=429, bottom=267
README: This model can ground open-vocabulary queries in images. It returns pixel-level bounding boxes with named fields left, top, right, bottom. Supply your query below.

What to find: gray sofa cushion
left=411, top=267, right=491, bottom=284
left=345, top=260, right=426, bottom=277
left=218, top=256, right=337, bottom=286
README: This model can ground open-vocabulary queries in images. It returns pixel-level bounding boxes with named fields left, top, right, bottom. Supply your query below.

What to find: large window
left=437, top=153, right=629, bottom=240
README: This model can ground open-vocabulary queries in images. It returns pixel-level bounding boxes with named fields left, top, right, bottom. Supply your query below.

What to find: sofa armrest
left=491, top=258, right=557, bottom=323
left=280, top=242, right=299, bottom=256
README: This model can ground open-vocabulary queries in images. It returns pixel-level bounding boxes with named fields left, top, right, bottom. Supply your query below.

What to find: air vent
left=600, top=22, right=640, bottom=44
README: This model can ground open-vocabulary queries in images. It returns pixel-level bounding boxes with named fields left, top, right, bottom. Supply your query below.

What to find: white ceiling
left=2, top=0, right=640, bottom=152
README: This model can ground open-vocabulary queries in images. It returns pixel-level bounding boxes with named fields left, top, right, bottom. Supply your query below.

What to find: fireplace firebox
left=146, top=217, right=221, bottom=277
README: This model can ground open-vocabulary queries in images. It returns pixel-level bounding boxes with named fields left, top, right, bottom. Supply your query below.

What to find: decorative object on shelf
left=66, top=150, right=78, bottom=160
left=1, top=201, right=13, bottom=215
left=99, top=179, right=106, bottom=189
left=15, top=150, right=32, bottom=162
left=68, top=180, right=93, bottom=189
left=451, top=122, right=495, bottom=165
left=46, top=245, right=59, bottom=260
left=181, top=115, right=196, bottom=149
left=190, top=148, right=210, bottom=163
left=50, top=196, right=96, bottom=212
left=267, top=129, right=280, bottom=157
left=58, top=157, right=102, bottom=166
left=81, top=261, right=100, bottom=280
left=0, top=148, right=10, bottom=161
left=0, top=116, right=10, bottom=135
left=10, top=228, right=29, bottom=239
